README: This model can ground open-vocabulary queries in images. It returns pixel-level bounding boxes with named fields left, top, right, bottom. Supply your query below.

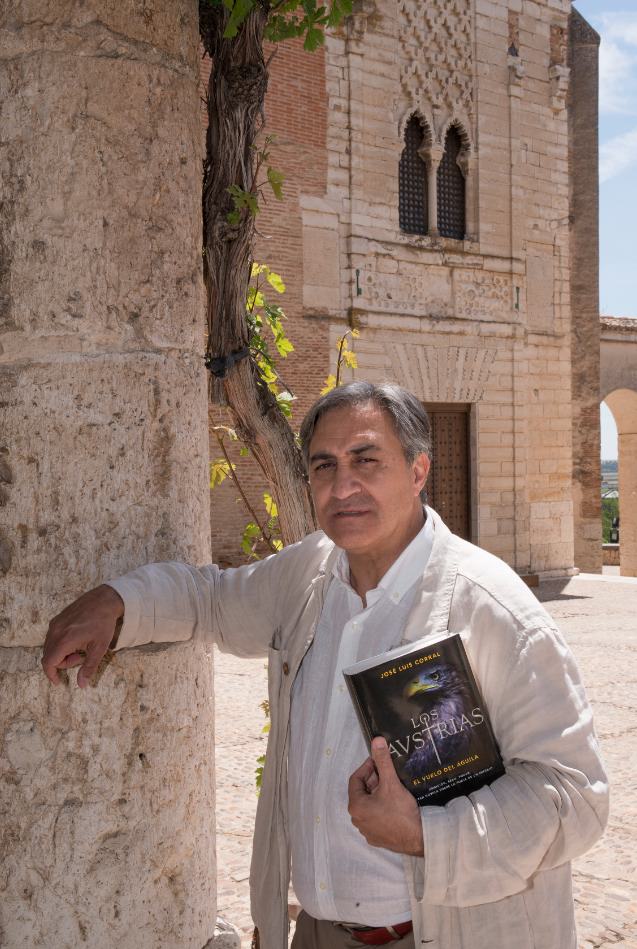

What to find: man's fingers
left=371, top=736, right=399, bottom=784
left=365, top=769, right=380, bottom=793
left=76, top=644, right=107, bottom=689
left=348, top=757, right=375, bottom=801
left=41, top=637, right=79, bottom=685
left=57, top=653, right=86, bottom=670
left=41, top=655, right=61, bottom=685
left=41, top=585, right=125, bottom=689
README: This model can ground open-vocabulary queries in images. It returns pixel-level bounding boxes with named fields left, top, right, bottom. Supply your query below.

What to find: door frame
left=424, top=401, right=474, bottom=543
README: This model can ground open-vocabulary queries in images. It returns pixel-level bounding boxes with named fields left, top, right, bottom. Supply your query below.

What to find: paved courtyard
left=214, top=573, right=637, bottom=948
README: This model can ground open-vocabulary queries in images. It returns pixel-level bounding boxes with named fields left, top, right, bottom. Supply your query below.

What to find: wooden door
left=424, top=403, right=471, bottom=541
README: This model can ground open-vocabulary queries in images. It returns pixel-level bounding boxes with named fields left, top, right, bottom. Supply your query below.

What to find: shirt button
left=325, top=748, right=332, bottom=757
left=282, top=662, right=290, bottom=675
left=338, top=684, right=345, bottom=693
left=391, top=591, right=401, bottom=603
left=315, top=816, right=321, bottom=824
left=319, top=882, right=327, bottom=891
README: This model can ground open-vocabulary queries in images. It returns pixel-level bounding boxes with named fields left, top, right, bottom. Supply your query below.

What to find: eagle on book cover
left=392, top=660, right=473, bottom=777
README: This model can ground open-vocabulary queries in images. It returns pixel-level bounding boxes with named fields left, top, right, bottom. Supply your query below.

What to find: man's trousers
left=291, top=911, right=416, bottom=949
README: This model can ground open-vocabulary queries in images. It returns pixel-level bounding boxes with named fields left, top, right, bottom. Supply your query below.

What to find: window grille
left=437, top=127, right=465, bottom=240
left=399, top=116, right=428, bottom=235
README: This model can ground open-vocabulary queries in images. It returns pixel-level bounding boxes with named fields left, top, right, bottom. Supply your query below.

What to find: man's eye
left=314, top=462, right=333, bottom=472
left=358, top=457, right=376, bottom=464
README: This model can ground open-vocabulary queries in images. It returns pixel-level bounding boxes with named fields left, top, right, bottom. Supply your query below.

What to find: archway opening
left=600, top=401, right=618, bottom=574
left=603, top=389, right=637, bottom=577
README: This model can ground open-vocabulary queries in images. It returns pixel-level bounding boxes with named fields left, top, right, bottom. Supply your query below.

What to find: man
left=43, top=382, right=608, bottom=949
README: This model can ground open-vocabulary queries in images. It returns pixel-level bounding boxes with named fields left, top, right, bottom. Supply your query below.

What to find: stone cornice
left=600, top=316, right=637, bottom=332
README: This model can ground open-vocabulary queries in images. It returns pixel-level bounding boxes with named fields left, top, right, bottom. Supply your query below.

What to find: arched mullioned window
left=437, top=126, right=466, bottom=240
left=399, top=115, right=428, bottom=235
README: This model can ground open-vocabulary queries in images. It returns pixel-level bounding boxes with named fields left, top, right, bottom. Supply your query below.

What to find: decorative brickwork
left=398, top=0, right=473, bottom=119
left=388, top=343, right=497, bottom=403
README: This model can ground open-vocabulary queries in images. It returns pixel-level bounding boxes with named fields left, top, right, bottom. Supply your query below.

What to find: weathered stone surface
left=0, top=356, right=209, bottom=648
left=1, top=1, right=215, bottom=946
left=0, top=56, right=201, bottom=356
left=0, top=642, right=216, bottom=949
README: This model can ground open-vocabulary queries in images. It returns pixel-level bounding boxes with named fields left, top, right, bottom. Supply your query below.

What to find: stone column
left=618, top=433, right=637, bottom=577
left=420, top=144, right=443, bottom=237
left=457, top=150, right=478, bottom=242
left=0, top=4, right=215, bottom=947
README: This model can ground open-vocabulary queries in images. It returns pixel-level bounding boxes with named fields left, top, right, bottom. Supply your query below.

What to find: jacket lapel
left=402, top=507, right=460, bottom=645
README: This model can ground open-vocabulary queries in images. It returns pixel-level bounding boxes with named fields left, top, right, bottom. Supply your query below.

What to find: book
left=343, top=633, right=505, bottom=807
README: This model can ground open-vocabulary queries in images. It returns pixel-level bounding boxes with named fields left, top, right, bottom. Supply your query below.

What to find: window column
left=419, top=143, right=443, bottom=238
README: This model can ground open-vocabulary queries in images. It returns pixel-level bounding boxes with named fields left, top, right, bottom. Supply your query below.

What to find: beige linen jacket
left=109, top=508, right=609, bottom=949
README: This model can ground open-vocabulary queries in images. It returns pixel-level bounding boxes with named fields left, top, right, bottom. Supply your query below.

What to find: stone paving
left=214, top=574, right=637, bottom=948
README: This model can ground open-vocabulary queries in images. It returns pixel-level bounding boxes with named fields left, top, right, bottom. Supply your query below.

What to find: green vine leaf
left=263, top=492, right=278, bottom=518
left=226, top=184, right=259, bottom=222
left=275, top=391, right=295, bottom=416
left=241, top=521, right=262, bottom=558
left=223, top=0, right=255, bottom=37
left=267, top=167, right=285, bottom=200
left=210, top=459, right=236, bottom=488
left=255, top=753, right=266, bottom=790
left=321, top=374, right=337, bottom=395
left=265, top=269, right=285, bottom=293
left=341, top=348, right=357, bottom=369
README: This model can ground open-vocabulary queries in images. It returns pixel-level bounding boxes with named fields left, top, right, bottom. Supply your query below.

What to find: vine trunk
left=199, top=1, right=315, bottom=546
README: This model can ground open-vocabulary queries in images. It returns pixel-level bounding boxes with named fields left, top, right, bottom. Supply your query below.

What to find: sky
left=571, top=1, right=637, bottom=459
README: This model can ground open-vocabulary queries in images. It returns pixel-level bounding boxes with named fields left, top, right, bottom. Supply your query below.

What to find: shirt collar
left=332, top=508, right=435, bottom=606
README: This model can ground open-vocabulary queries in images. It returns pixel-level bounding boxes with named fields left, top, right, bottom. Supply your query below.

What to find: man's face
left=307, top=401, right=430, bottom=558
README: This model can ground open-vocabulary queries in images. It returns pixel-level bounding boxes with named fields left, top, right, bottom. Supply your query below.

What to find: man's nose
left=331, top=465, right=361, bottom=499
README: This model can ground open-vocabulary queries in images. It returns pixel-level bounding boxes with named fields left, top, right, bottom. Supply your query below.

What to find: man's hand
left=348, top=737, right=424, bottom=856
left=42, top=584, right=125, bottom=688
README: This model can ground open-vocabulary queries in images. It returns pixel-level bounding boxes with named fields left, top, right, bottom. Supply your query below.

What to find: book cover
left=343, top=633, right=505, bottom=807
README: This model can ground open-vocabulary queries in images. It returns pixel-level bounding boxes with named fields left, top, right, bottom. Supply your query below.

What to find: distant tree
left=601, top=498, right=619, bottom=543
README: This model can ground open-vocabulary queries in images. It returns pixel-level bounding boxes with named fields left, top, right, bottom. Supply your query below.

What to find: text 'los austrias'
left=344, top=633, right=505, bottom=806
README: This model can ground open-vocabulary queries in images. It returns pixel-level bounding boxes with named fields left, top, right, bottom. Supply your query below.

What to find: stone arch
left=398, top=112, right=433, bottom=235
left=438, top=115, right=472, bottom=151
left=437, top=124, right=466, bottom=240
left=604, top=387, right=637, bottom=577
left=398, top=106, right=434, bottom=147
left=438, top=118, right=477, bottom=241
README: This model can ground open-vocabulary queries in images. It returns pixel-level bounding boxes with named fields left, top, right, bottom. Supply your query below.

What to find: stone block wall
left=316, top=0, right=577, bottom=575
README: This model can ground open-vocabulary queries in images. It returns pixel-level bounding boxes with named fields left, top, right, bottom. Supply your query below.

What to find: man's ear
left=412, top=453, right=430, bottom=497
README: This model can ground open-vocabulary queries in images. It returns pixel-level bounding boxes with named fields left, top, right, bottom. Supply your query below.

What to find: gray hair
left=300, top=382, right=432, bottom=498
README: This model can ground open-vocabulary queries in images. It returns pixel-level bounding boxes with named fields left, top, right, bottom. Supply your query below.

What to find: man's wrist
left=97, top=584, right=125, bottom=648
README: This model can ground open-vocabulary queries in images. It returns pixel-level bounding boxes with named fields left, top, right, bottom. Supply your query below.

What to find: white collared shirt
left=288, top=513, right=435, bottom=926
